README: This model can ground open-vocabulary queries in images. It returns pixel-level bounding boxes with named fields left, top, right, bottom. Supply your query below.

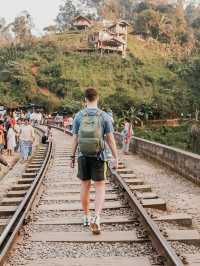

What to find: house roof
left=73, top=16, right=92, bottom=24
left=119, top=20, right=130, bottom=26
left=108, top=20, right=130, bottom=29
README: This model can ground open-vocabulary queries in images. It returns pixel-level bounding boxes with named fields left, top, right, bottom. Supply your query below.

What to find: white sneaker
left=83, top=215, right=91, bottom=226
left=90, top=215, right=101, bottom=235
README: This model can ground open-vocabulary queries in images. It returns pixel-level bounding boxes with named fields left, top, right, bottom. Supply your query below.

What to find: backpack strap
left=82, top=109, right=103, bottom=117
left=96, top=110, right=103, bottom=116
left=82, top=110, right=89, bottom=117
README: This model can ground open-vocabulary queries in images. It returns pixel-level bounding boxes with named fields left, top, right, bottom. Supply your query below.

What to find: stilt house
left=72, top=16, right=93, bottom=30
left=89, top=20, right=129, bottom=57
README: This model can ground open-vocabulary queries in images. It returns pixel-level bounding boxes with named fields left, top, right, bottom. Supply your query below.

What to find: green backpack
left=78, top=110, right=104, bottom=156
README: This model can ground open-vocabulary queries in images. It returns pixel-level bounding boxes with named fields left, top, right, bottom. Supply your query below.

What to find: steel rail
left=0, top=127, right=53, bottom=265
left=52, top=124, right=183, bottom=266
left=109, top=168, right=183, bottom=266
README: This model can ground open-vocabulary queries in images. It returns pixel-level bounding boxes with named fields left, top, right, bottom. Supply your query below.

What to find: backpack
left=78, top=110, right=104, bottom=156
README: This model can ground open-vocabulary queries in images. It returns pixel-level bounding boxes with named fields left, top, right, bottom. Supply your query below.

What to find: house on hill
left=108, top=20, right=129, bottom=36
left=88, top=20, right=129, bottom=57
left=72, top=16, right=93, bottom=30
left=89, top=31, right=127, bottom=57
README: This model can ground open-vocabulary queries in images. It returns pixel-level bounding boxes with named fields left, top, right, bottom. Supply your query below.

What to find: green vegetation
left=134, top=123, right=191, bottom=152
left=0, top=33, right=198, bottom=117
left=0, top=0, right=200, bottom=118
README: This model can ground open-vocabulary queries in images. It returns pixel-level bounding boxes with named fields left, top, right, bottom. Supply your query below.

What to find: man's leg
left=94, top=181, right=105, bottom=216
left=90, top=180, right=105, bottom=234
left=90, top=160, right=107, bottom=235
left=81, top=180, right=91, bottom=215
left=24, top=142, right=29, bottom=160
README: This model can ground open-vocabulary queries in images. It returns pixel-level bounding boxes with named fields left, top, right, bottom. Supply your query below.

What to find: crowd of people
left=53, top=114, right=74, bottom=133
left=0, top=110, right=41, bottom=168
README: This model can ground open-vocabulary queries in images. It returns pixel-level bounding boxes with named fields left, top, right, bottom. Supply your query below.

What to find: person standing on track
left=0, top=122, right=5, bottom=154
left=68, top=115, right=74, bottom=132
left=19, top=119, right=35, bottom=162
left=7, top=124, right=16, bottom=156
left=70, top=87, right=118, bottom=235
left=122, top=118, right=133, bottom=155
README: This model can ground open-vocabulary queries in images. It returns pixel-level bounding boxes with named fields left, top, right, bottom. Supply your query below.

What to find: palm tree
left=123, top=107, right=143, bottom=127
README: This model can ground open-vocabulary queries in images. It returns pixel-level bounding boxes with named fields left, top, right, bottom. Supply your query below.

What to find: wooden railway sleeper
left=159, top=228, right=168, bottom=238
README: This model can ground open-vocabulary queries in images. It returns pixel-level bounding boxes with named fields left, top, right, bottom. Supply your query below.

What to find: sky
left=0, top=0, right=63, bottom=34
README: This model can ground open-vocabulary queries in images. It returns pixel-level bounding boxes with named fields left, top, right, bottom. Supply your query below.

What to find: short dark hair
left=84, top=87, right=98, bottom=102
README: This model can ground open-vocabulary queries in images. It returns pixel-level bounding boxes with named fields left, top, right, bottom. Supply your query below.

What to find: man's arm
left=105, top=132, right=118, bottom=168
left=71, top=134, right=78, bottom=168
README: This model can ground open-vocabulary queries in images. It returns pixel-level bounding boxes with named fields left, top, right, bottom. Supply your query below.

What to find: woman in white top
left=7, top=124, right=16, bottom=156
left=122, top=118, right=133, bottom=155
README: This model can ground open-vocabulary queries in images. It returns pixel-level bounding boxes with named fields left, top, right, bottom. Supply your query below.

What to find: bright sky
left=1, top=0, right=62, bottom=34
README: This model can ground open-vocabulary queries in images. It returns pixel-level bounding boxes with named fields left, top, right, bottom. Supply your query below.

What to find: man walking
left=20, top=119, right=35, bottom=162
left=71, top=88, right=118, bottom=235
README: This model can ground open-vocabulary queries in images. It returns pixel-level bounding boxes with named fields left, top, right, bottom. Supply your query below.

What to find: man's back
left=20, top=125, right=34, bottom=141
left=71, top=87, right=118, bottom=235
left=73, top=108, right=114, bottom=160
left=74, top=108, right=113, bottom=135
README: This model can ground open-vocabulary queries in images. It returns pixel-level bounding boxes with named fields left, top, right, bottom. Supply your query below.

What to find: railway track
left=1, top=127, right=200, bottom=266
left=0, top=127, right=52, bottom=265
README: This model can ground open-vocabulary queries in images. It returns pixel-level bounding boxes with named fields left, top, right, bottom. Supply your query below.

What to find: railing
left=115, top=133, right=200, bottom=185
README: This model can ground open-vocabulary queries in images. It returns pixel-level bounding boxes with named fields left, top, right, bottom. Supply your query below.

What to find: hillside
left=0, top=30, right=199, bottom=118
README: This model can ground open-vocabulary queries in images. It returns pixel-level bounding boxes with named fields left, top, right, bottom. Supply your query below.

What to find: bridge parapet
left=115, top=133, right=200, bottom=185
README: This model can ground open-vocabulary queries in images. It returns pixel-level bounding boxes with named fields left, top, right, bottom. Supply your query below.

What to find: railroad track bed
left=0, top=131, right=42, bottom=203
left=0, top=127, right=52, bottom=265
left=3, top=128, right=200, bottom=266
left=0, top=144, right=48, bottom=231
left=111, top=167, right=200, bottom=265
left=4, top=130, right=158, bottom=266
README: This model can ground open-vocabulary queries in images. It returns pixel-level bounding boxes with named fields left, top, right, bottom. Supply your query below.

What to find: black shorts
left=77, top=157, right=107, bottom=182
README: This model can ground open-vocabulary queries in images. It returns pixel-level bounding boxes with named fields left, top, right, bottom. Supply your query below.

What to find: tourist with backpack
left=71, top=88, right=118, bottom=235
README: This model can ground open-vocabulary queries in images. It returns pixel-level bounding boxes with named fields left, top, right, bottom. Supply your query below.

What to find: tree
left=118, top=0, right=135, bottom=21
left=56, top=0, right=78, bottom=31
left=185, top=2, right=200, bottom=25
left=100, top=0, right=121, bottom=20
left=0, top=18, right=6, bottom=30
left=0, top=18, right=13, bottom=45
left=12, top=11, right=34, bottom=44
left=192, top=17, right=200, bottom=29
left=134, top=9, right=162, bottom=38
left=134, top=0, right=190, bottom=45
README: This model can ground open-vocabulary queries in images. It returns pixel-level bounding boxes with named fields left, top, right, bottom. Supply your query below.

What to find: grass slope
left=0, top=31, right=191, bottom=115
